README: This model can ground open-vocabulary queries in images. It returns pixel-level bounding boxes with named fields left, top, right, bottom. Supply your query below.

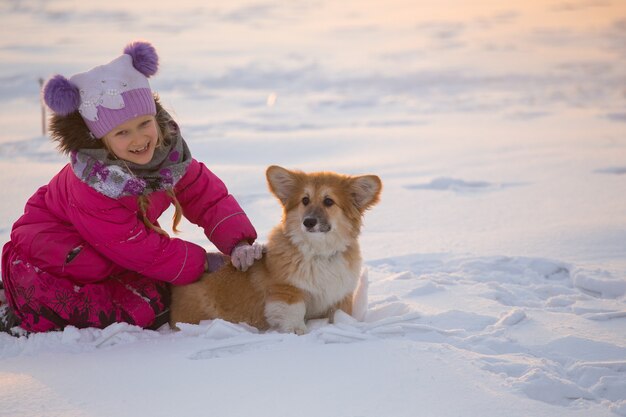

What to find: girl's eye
left=302, top=197, right=310, bottom=206
left=323, top=197, right=334, bottom=207
left=140, top=120, right=152, bottom=128
left=116, top=130, right=128, bottom=137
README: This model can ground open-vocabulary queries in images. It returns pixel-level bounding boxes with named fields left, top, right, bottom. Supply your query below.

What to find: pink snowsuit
left=1, top=159, right=257, bottom=332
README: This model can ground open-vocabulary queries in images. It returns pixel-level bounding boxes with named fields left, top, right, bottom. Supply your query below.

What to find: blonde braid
left=137, top=194, right=169, bottom=237
left=166, top=189, right=182, bottom=234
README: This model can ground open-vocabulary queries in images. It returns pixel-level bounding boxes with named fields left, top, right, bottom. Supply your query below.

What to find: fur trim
left=49, top=96, right=170, bottom=154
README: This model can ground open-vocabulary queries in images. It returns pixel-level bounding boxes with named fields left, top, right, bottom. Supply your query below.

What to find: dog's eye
left=302, top=197, right=310, bottom=206
left=323, top=197, right=334, bottom=207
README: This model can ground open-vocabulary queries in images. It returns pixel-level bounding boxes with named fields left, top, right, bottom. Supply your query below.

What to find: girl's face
left=102, top=115, right=158, bottom=165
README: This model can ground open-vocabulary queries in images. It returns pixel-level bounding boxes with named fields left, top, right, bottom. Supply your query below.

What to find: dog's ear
left=267, top=165, right=300, bottom=206
left=350, top=175, right=382, bottom=212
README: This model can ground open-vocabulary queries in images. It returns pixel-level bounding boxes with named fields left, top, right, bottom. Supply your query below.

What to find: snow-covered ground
left=1, top=1, right=625, bottom=416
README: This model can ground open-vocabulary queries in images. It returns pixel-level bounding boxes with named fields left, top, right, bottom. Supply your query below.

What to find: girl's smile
left=102, top=115, right=158, bottom=165
left=130, top=143, right=149, bottom=154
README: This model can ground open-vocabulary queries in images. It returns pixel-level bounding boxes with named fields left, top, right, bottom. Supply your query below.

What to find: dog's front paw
left=265, top=301, right=307, bottom=335
left=273, top=321, right=308, bottom=334
left=288, top=322, right=308, bottom=335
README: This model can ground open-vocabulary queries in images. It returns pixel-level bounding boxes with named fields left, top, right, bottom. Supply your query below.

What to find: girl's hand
left=205, top=252, right=226, bottom=273
left=231, top=242, right=264, bottom=272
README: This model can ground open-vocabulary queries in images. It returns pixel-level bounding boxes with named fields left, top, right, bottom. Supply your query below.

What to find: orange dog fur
left=169, top=165, right=382, bottom=334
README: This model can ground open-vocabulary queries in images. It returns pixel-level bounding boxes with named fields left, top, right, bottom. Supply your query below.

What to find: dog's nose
left=303, top=218, right=317, bottom=229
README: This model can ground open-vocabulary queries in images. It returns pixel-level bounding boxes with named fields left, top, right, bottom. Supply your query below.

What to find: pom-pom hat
left=43, top=41, right=159, bottom=139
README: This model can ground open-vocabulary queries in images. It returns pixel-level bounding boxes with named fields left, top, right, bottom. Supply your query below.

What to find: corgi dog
left=169, top=165, right=382, bottom=334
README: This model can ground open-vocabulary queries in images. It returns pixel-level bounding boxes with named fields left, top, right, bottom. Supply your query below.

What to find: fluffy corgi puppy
left=170, top=165, right=382, bottom=334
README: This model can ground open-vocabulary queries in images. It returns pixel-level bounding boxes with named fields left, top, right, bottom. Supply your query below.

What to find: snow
left=1, top=0, right=625, bottom=416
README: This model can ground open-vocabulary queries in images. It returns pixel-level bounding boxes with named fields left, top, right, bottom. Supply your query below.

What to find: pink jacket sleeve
left=175, top=160, right=257, bottom=255
left=67, top=185, right=206, bottom=285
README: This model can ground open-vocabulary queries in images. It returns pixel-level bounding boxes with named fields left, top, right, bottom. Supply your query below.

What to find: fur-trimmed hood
left=48, top=96, right=171, bottom=154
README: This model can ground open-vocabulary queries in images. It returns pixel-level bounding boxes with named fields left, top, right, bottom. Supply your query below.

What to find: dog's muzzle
left=302, top=217, right=331, bottom=233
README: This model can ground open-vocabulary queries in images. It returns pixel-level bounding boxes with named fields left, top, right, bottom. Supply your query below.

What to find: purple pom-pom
left=43, top=74, right=80, bottom=116
left=123, top=41, right=158, bottom=77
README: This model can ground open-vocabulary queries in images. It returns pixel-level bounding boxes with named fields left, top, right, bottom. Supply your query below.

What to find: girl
left=0, top=41, right=263, bottom=333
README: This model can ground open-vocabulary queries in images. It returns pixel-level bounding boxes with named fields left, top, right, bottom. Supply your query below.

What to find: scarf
left=70, top=120, right=192, bottom=199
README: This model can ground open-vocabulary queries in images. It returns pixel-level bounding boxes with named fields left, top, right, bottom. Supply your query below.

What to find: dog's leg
left=336, top=293, right=354, bottom=316
left=264, top=284, right=307, bottom=334
left=327, top=307, right=337, bottom=324
left=326, top=294, right=354, bottom=324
